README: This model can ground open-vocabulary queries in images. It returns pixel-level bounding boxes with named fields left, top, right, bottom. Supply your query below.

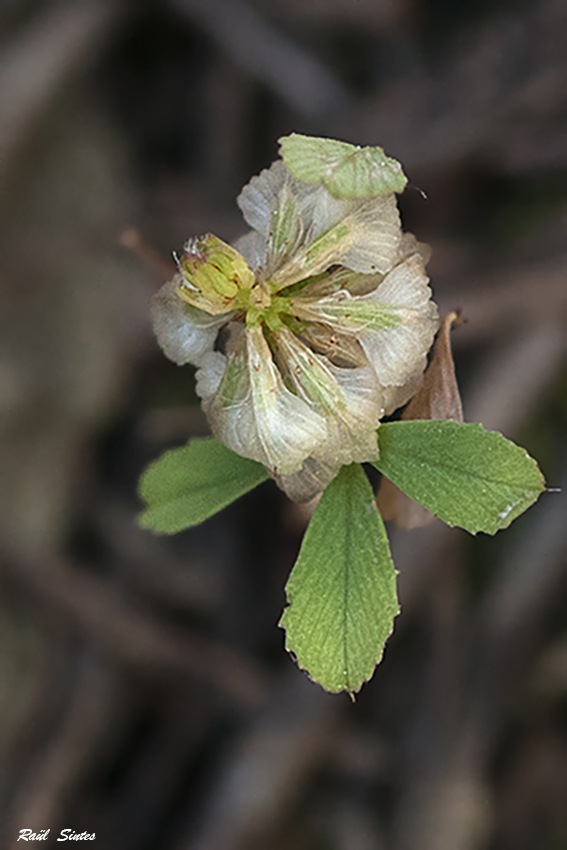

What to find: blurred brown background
left=1, top=1, right=566, bottom=848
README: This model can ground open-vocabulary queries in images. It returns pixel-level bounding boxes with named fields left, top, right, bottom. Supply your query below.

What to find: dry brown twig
left=0, top=549, right=268, bottom=707
left=5, top=655, right=118, bottom=849
left=340, top=0, right=567, bottom=171
left=170, top=0, right=349, bottom=117
left=121, top=228, right=178, bottom=283
left=0, top=0, right=123, bottom=171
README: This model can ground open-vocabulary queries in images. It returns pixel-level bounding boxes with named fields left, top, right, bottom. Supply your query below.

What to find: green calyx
left=176, top=232, right=298, bottom=335
left=245, top=295, right=292, bottom=332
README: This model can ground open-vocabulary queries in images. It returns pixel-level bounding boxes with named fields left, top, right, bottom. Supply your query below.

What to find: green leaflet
left=138, top=437, right=269, bottom=534
left=374, top=420, right=545, bottom=535
left=280, top=464, right=399, bottom=693
left=279, top=133, right=407, bottom=198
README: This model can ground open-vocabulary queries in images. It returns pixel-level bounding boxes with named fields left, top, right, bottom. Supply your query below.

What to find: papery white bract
left=151, top=135, right=439, bottom=501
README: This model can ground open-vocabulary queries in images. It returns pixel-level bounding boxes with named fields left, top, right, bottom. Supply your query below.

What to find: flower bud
left=177, top=234, right=255, bottom=315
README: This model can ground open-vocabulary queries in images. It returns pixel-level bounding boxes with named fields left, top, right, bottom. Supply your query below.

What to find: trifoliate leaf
left=280, top=463, right=399, bottom=693
left=138, top=437, right=269, bottom=534
left=279, top=133, right=407, bottom=198
left=374, top=421, right=545, bottom=535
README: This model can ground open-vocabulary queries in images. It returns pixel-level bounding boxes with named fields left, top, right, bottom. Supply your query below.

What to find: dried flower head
left=151, top=134, right=439, bottom=501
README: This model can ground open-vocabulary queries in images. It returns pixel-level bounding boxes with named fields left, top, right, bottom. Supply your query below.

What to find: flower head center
left=177, top=234, right=255, bottom=315
left=176, top=232, right=298, bottom=333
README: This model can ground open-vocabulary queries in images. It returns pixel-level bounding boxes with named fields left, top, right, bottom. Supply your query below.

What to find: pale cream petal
left=273, top=362, right=383, bottom=500
left=340, top=194, right=401, bottom=274
left=270, top=216, right=354, bottom=288
left=274, top=330, right=381, bottom=493
left=203, top=349, right=265, bottom=463
left=237, top=354, right=383, bottom=500
left=314, top=366, right=380, bottom=472
left=150, top=278, right=227, bottom=366
left=237, top=161, right=349, bottom=244
left=195, top=351, right=227, bottom=400
left=299, top=186, right=351, bottom=236
left=358, top=255, right=439, bottom=387
left=328, top=362, right=383, bottom=449
left=273, top=455, right=342, bottom=503
left=237, top=163, right=350, bottom=281
left=237, top=162, right=282, bottom=236
left=246, top=326, right=328, bottom=474
left=372, top=253, right=433, bottom=309
left=292, top=254, right=437, bottom=391
left=299, top=321, right=369, bottom=369
left=396, top=231, right=432, bottom=266
left=238, top=159, right=402, bottom=289
left=204, top=326, right=328, bottom=476
left=280, top=194, right=401, bottom=282
left=382, top=372, right=423, bottom=415
left=238, top=162, right=333, bottom=279
left=271, top=194, right=401, bottom=289
left=275, top=327, right=348, bottom=418
left=237, top=161, right=310, bottom=237
left=277, top=329, right=381, bottom=441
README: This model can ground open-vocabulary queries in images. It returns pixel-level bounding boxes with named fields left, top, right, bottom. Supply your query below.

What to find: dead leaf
left=403, top=310, right=464, bottom=422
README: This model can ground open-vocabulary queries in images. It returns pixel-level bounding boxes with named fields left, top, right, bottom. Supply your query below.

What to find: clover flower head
left=152, top=134, right=439, bottom=501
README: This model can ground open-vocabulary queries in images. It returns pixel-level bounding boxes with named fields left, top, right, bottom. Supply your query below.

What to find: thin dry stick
left=0, top=0, right=123, bottom=168
left=170, top=0, right=349, bottom=116
left=0, top=549, right=268, bottom=707
left=5, top=655, right=118, bottom=849
left=340, top=0, right=567, bottom=169
left=465, top=323, right=566, bottom=435
left=438, top=260, right=567, bottom=345
left=121, top=229, right=178, bottom=282
left=177, top=673, right=339, bottom=850
left=392, top=481, right=567, bottom=850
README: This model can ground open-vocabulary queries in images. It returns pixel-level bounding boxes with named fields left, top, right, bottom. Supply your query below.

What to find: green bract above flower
left=151, top=134, right=439, bottom=501
left=279, top=133, right=408, bottom=197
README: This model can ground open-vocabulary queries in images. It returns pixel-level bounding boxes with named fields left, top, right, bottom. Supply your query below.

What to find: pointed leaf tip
left=280, top=463, right=399, bottom=693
